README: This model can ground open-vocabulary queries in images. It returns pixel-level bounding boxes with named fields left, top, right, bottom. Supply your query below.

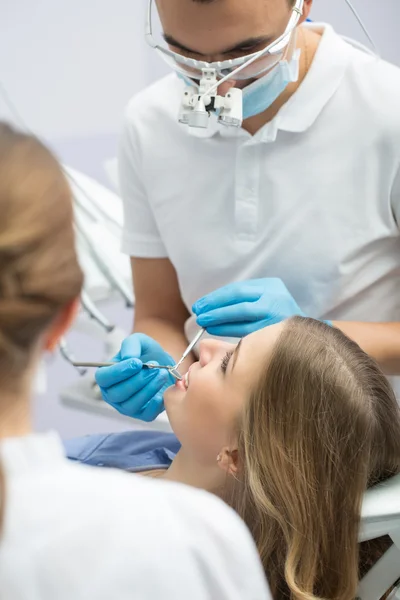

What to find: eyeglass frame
left=145, top=0, right=304, bottom=80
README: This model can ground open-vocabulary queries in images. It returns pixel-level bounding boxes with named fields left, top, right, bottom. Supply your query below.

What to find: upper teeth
left=184, top=372, right=189, bottom=389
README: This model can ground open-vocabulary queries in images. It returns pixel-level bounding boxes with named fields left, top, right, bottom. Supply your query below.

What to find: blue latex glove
left=192, top=278, right=305, bottom=338
left=95, top=334, right=175, bottom=422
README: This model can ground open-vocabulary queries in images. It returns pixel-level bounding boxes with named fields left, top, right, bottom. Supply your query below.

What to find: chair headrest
left=362, top=473, right=400, bottom=522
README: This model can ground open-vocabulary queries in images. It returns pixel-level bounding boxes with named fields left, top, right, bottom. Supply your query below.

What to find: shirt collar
left=270, top=23, right=353, bottom=136
left=183, top=24, right=365, bottom=142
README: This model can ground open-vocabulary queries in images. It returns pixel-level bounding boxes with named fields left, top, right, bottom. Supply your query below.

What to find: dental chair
left=358, top=473, right=400, bottom=600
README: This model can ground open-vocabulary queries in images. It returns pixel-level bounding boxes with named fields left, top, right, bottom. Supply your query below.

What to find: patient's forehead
left=234, top=322, right=285, bottom=380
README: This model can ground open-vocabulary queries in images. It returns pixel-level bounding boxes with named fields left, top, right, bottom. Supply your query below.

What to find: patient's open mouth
left=174, top=372, right=188, bottom=391
left=174, top=365, right=193, bottom=391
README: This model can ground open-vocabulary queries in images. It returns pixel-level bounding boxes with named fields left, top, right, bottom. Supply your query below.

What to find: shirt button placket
left=234, top=141, right=260, bottom=246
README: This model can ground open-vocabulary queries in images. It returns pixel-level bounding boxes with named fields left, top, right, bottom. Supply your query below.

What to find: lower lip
left=175, top=379, right=186, bottom=391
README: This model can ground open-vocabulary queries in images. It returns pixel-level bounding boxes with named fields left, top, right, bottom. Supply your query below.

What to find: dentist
left=97, top=0, right=400, bottom=420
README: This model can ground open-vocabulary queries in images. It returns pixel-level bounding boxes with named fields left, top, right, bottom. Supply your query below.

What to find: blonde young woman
left=0, top=122, right=270, bottom=600
left=87, top=315, right=400, bottom=600
left=164, top=318, right=400, bottom=599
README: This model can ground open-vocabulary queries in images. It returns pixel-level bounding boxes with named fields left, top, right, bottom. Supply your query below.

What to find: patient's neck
left=163, top=449, right=226, bottom=497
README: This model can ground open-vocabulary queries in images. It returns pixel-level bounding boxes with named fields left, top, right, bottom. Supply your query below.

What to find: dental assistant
left=0, top=122, right=270, bottom=600
left=98, top=0, right=400, bottom=420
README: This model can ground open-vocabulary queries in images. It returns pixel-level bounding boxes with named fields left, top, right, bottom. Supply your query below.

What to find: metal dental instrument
left=70, top=361, right=183, bottom=381
left=72, top=329, right=205, bottom=380
left=174, top=328, right=206, bottom=370
left=74, top=216, right=134, bottom=308
left=59, top=338, right=88, bottom=376
left=81, top=290, right=115, bottom=333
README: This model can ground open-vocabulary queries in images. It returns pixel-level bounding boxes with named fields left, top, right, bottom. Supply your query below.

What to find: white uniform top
left=0, top=432, right=270, bottom=600
left=120, top=23, right=400, bottom=381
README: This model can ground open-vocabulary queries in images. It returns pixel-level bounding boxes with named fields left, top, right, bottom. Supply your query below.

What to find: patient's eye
left=221, top=351, right=234, bottom=374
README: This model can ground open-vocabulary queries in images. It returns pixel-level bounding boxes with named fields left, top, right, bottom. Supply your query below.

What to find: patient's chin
left=164, top=385, right=185, bottom=410
left=164, top=386, right=185, bottom=434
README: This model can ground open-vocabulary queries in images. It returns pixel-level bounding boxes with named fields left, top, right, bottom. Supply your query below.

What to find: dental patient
left=161, top=319, right=400, bottom=600
left=87, top=319, right=400, bottom=600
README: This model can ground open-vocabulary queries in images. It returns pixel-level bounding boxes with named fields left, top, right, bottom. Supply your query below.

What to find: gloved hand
left=192, top=278, right=305, bottom=338
left=95, top=334, right=175, bottom=422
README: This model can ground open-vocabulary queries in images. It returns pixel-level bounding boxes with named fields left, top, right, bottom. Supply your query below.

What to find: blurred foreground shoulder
left=71, top=464, right=272, bottom=599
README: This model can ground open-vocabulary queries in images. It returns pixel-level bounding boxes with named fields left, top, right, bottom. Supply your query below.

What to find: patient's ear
left=45, top=297, right=80, bottom=352
left=217, top=447, right=239, bottom=477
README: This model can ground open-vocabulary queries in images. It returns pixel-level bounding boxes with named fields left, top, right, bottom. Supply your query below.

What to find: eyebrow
left=231, top=339, right=243, bottom=372
left=162, top=34, right=274, bottom=57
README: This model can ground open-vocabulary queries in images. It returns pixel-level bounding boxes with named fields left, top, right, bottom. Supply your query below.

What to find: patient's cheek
left=164, top=384, right=226, bottom=458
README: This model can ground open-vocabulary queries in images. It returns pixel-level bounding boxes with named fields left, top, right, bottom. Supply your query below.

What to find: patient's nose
left=199, top=340, right=220, bottom=367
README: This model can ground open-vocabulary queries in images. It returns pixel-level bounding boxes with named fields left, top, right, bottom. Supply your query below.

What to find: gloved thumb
left=120, top=334, right=144, bottom=361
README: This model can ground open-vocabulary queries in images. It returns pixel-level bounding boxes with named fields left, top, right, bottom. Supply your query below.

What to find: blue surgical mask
left=177, top=73, right=196, bottom=87
left=242, top=48, right=301, bottom=120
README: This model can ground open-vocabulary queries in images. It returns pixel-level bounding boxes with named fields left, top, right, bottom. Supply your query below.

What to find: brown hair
left=0, top=123, right=83, bottom=389
left=0, top=122, right=83, bottom=528
left=231, top=317, right=400, bottom=600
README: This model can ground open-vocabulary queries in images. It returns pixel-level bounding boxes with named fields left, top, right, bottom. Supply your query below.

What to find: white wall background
left=311, top=0, right=400, bottom=65
left=1, top=0, right=399, bottom=437
left=0, top=0, right=149, bottom=138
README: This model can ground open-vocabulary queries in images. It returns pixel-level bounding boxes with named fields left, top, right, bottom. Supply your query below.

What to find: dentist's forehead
left=156, top=0, right=290, bottom=57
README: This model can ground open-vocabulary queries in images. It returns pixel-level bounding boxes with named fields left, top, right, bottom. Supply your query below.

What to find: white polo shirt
left=120, top=24, right=400, bottom=346
left=0, top=432, right=270, bottom=600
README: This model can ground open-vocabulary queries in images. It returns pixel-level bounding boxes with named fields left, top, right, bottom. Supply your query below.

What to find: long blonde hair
left=0, top=123, right=83, bottom=389
left=231, top=317, right=400, bottom=600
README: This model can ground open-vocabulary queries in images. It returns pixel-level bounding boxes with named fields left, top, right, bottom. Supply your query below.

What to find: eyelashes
left=220, top=350, right=234, bottom=374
